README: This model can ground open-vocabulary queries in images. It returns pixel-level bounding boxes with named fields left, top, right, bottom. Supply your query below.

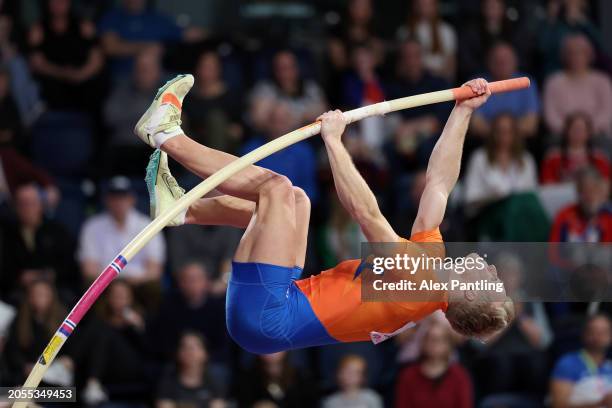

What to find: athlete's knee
left=292, top=187, right=311, bottom=211
left=260, top=174, right=294, bottom=200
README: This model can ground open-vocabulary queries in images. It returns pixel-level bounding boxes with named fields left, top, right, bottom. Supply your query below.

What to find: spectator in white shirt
left=322, top=354, right=383, bottom=408
left=464, top=113, right=537, bottom=210
left=78, top=176, right=165, bottom=309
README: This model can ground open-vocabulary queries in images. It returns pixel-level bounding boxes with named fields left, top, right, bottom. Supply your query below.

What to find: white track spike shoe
left=134, top=74, right=194, bottom=148
left=145, top=149, right=186, bottom=226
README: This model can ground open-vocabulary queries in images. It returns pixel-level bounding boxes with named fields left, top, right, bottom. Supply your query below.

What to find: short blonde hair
left=445, top=298, right=515, bottom=338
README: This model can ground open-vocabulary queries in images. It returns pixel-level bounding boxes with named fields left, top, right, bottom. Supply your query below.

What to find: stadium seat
left=479, top=393, right=543, bottom=408
left=31, top=111, right=93, bottom=178
left=53, top=177, right=88, bottom=238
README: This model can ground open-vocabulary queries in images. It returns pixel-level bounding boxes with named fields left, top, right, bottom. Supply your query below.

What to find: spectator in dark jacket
left=28, top=0, right=104, bottom=112
left=234, top=351, right=318, bottom=408
left=82, top=279, right=151, bottom=405
left=0, top=66, right=22, bottom=146
left=156, top=332, right=226, bottom=408
left=1, top=184, right=75, bottom=298
left=149, top=262, right=227, bottom=363
left=458, top=0, right=533, bottom=80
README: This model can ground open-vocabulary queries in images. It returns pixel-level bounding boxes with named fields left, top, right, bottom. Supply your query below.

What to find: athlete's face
left=451, top=253, right=507, bottom=302
left=460, top=253, right=496, bottom=280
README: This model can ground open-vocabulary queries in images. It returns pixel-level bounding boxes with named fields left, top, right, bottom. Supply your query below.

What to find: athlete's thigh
left=293, top=187, right=311, bottom=269
left=233, top=179, right=297, bottom=267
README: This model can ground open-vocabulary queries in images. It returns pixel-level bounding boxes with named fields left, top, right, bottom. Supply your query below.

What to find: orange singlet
left=295, top=228, right=448, bottom=343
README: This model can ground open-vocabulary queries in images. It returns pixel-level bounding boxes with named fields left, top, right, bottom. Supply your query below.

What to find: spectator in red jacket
left=0, top=146, right=59, bottom=208
left=541, top=112, right=610, bottom=184
left=549, top=167, right=612, bottom=243
left=395, top=323, right=473, bottom=408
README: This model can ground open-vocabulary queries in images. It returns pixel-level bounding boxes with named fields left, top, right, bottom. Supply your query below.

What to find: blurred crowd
left=0, top=0, right=611, bottom=407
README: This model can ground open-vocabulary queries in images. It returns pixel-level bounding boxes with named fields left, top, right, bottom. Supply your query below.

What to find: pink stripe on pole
left=60, top=323, right=73, bottom=333
left=68, top=263, right=122, bottom=324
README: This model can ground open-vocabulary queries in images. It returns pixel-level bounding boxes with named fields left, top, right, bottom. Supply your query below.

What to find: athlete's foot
left=145, top=149, right=186, bottom=226
left=134, top=74, right=194, bottom=148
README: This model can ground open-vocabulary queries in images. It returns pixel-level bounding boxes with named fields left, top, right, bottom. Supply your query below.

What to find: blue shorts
left=226, top=261, right=338, bottom=354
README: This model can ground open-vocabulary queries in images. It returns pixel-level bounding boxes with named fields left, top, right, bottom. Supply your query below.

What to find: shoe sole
left=145, top=149, right=184, bottom=222
left=145, top=149, right=162, bottom=217
left=134, top=74, right=191, bottom=147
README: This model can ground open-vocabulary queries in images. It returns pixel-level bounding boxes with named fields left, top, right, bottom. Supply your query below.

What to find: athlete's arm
left=411, top=78, right=491, bottom=235
left=320, top=110, right=399, bottom=242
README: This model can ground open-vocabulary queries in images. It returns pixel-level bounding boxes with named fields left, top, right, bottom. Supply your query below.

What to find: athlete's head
left=445, top=253, right=515, bottom=339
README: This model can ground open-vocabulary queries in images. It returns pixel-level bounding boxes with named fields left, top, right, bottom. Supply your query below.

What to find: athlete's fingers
left=473, top=78, right=485, bottom=95
left=484, top=81, right=492, bottom=97
left=317, top=110, right=333, bottom=122
left=478, top=78, right=488, bottom=94
left=464, top=80, right=478, bottom=95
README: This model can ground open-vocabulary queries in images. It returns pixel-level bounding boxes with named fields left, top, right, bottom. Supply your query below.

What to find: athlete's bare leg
left=292, top=187, right=310, bottom=269
left=162, top=135, right=278, bottom=203
left=138, top=74, right=311, bottom=268
left=231, top=174, right=298, bottom=267
left=175, top=162, right=310, bottom=268
left=186, top=195, right=255, bottom=228
left=186, top=186, right=310, bottom=268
